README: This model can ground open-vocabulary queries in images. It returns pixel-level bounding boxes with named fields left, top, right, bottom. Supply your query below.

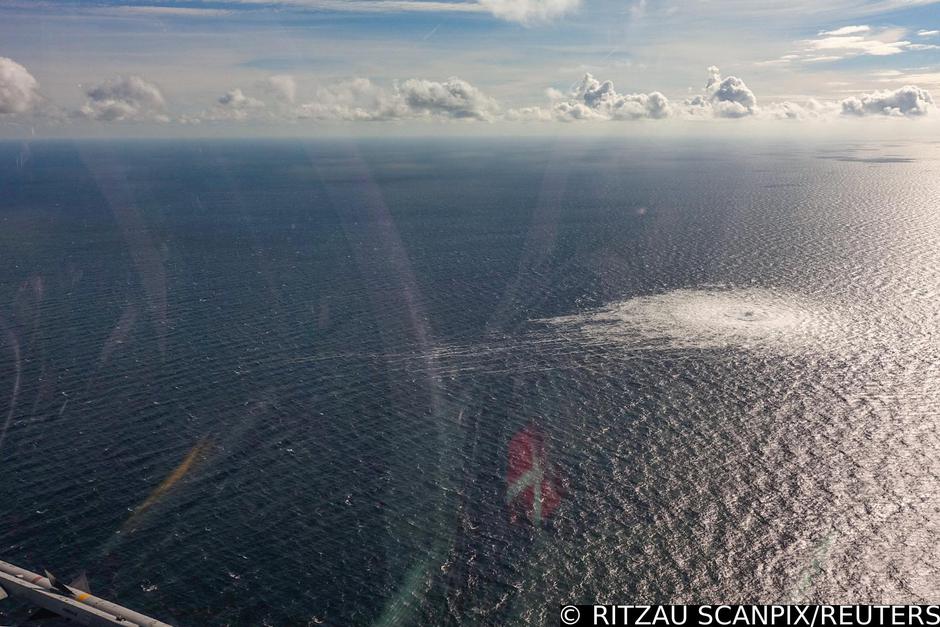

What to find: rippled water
left=538, top=286, right=840, bottom=352
left=0, top=139, right=938, bottom=625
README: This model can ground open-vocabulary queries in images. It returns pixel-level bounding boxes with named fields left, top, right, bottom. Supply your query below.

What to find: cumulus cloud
left=264, top=74, right=297, bottom=104
left=682, top=67, right=931, bottom=121
left=189, top=76, right=302, bottom=123
left=478, top=0, right=580, bottom=24
left=765, top=99, right=839, bottom=120
left=28, top=64, right=939, bottom=128
left=683, top=66, right=758, bottom=118
left=704, top=66, right=758, bottom=117
left=79, top=75, right=168, bottom=122
left=297, top=76, right=497, bottom=121
left=398, top=77, right=498, bottom=120
left=207, top=87, right=266, bottom=120
left=297, top=77, right=399, bottom=121
left=0, top=57, right=42, bottom=116
left=504, top=106, right=554, bottom=121
left=545, top=73, right=671, bottom=121
left=219, top=88, right=263, bottom=109
left=841, top=85, right=934, bottom=116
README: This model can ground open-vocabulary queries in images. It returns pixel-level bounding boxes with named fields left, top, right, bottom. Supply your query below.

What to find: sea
left=0, top=138, right=938, bottom=625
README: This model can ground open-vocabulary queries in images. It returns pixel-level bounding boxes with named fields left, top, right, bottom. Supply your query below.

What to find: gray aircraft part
left=0, top=560, right=173, bottom=627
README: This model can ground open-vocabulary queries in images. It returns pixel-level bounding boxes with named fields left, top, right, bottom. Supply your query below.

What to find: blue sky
left=0, top=0, right=939, bottom=135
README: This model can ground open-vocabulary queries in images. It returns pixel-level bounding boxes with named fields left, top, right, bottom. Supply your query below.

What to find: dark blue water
left=1, top=139, right=939, bottom=625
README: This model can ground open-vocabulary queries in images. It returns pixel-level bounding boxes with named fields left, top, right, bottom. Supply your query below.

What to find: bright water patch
left=539, top=287, right=843, bottom=352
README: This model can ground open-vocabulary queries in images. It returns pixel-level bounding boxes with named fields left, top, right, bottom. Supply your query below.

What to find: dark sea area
left=1, top=138, right=938, bottom=625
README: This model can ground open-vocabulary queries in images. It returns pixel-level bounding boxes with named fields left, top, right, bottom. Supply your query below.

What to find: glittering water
left=0, top=139, right=939, bottom=625
left=538, top=286, right=839, bottom=352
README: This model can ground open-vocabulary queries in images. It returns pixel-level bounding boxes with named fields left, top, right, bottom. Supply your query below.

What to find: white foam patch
left=539, top=287, right=842, bottom=352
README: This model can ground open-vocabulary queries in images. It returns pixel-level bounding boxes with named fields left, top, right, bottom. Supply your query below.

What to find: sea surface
left=0, top=138, right=938, bottom=625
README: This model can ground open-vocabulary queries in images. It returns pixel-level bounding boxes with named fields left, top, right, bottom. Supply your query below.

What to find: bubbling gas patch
left=539, top=287, right=844, bottom=352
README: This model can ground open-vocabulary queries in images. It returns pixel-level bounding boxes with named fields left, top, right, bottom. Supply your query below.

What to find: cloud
left=841, top=85, right=934, bottom=116
left=688, top=66, right=758, bottom=118
left=765, top=99, right=839, bottom=120
left=787, top=26, right=927, bottom=62
left=504, top=106, right=554, bottom=121
left=520, top=67, right=776, bottom=123
left=297, top=77, right=399, bottom=121
left=684, top=67, right=931, bottom=121
left=151, top=0, right=489, bottom=15
left=116, top=0, right=580, bottom=23
left=104, top=6, right=232, bottom=16
left=873, top=70, right=940, bottom=85
left=819, top=25, right=871, bottom=36
left=219, top=88, right=263, bottom=109
left=18, top=63, right=937, bottom=128
left=805, top=55, right=845, bottom=62
left=0, top=56, right=42, bottom=115
left=264, top=74, right=297, bottom=104
left=917, top=29, right=940, bottom=37
left=767, top=26, right=931, bottom=65
left=296, top=76, right=497, bottom=121
left=477, top=0, right=580, bottom=24
left=79, top=75, right=168, bottom=122
left=518, top=72, right=935, bottom=124
left=190, top=76, right=298, bottom=122
left=398, top=77, right=498, bottom=119
left=807, top=33, right=911, bottom=56
left=206, top=88, right=266, bottom=120
left=549, top=73, right=672, bottom=121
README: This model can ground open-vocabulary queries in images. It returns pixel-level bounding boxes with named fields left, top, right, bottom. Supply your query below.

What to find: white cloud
left=477, top=0, right=580, bottom=24
left=552, top=100, right=603, bottom=120
left=296, top=76, right=497, bottom=121
left=79, top=75, right=168, bottom=122
left=0, top=56, right=41, bottom=116
left=398, top=77, right=498, bottom=119
left=841, top=85, right=934, bottom=116
left=768, top=26, right=932, bottom=65
left=819, top=25, right=871, bottom=36
left=807, top=33, right=911, bottom=56
left=917, top=29, right=940, bottom=37
left=173, top=0, right=487, bottom=13
left=206, top=87, right=266, bottom=120
left=105, top=6, right=232, bottom=16
left=874, top=70, right=940, bottom=86
left=264, top=75, right=297, bottom=104
left=192, top=77, right=299, bottom=122
left=806, top=55, right=845, bottom=62
left=297, top=77, right=398, bottom=121
left=219, top=88, right=263, bottom=109
left=548, top=73, right=672, bottom=121
left=523, top=72, right=935, bottom=124
left=687, top=66, right=758, bottom=118
left=765, top=99, right=839, bottom=120
left=504, top=105, right=554, bottom=121
left=16, top=63, right=938, bottom=129
left=109, top=0, right=583, bottom=23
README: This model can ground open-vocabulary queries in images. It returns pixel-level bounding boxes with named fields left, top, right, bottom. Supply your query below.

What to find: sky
left=0, top=0, right=939, bottom=137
